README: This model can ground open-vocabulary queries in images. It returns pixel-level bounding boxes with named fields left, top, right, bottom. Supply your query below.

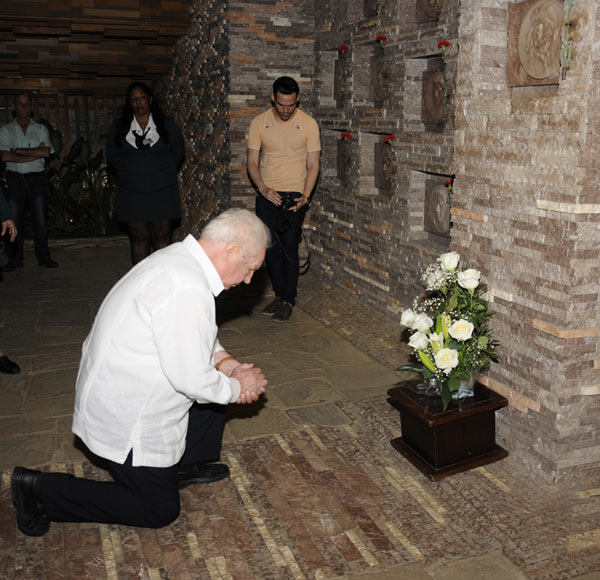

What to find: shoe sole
left=11, top=467, right=50, bottom=537
left=178, top=471, right=230, bottom=490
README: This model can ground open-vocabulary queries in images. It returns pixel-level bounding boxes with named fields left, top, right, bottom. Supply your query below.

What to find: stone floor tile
left=428, top=549, right=529, bottom=579
left=286, top=402, right=352, bottom=425
left=223, top=406, right=298, bottom=441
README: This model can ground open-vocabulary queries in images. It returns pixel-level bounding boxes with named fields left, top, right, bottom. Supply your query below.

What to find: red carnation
left=445, top=179, right=453, bottom=186
left=384, top=134, right=395, bottom=144
left=376, top=34, right=387, bottom=45
left=338, top=45, right=349, bottom=55
left=341, top=132, right=352, bottom=140
left=438, top=39, right=450, bottom=50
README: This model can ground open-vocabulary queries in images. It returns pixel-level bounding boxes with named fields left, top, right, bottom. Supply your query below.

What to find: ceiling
left=0, top=2, right=191, bottom=95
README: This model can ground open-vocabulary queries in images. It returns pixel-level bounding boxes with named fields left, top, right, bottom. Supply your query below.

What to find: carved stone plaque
left=369, top=52, right=384, bottom=105
left=508, top=0, right=562, bottom=87
left=424, top=183, right=450, bottom=237
left=337, top=139, right=350, bottom=183
left=416, top=0, right=440, bottom=23
left=374, top=142, right=392, bottom=190
left=334, top=57, right=344, bottom=105
left=364, top=0, right=378, bottom=17
left=422, top=70, right=445, bottom=124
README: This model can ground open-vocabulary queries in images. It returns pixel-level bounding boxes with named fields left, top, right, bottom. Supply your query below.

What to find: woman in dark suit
left=107, top=82, right=185, bottom=265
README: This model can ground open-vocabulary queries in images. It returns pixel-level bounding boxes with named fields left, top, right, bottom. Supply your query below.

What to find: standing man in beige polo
left=247, top=76, right=320, bottom=322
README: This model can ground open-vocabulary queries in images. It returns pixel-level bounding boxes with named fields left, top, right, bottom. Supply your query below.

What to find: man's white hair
left=201, top=208, right=270, bottom=257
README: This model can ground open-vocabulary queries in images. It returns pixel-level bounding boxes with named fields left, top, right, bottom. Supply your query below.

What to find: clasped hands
left=230, top=363, right=267, bottom=404
left=261, top=187, right=308, bottom=211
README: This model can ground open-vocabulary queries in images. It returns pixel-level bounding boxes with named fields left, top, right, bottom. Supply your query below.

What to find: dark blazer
left=106, top=117, right=185, bottom=222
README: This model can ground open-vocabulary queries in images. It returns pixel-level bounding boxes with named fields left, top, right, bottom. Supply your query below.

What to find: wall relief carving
left=374, top=142, right=392, bottom=190
left=422, top=69, right=445, bottom=124
left=370, top=52, right=384, bottom=105
left=508, top=0, right=562, bottom=86
left=424, top=182, right=450, bottom=237
left=416, top=0, right=440, bottom=23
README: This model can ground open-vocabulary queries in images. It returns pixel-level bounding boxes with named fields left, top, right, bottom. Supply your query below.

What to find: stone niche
left=407, top=170, right=452, bottom=248
left=507, top=0, right=562, bottom=87
left=421, top=57, right=446, bottom=131
left=337, top=136, right=352, bottom=184
left=358, top=132, right=394, bottom=195
left=353, top=44, right=384, bottom=107
left=415, top=0, right=440, bottom=23
left=318, top=50, right=339, bottom=109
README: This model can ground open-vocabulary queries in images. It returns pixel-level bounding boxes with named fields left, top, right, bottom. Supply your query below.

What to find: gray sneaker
left=261, top=298, right=282, bottom=316
left=273, top=301, right=293, bottom=322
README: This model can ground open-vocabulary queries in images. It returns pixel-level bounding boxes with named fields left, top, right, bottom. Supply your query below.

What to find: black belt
left=5, top=170, right=45, bottom=177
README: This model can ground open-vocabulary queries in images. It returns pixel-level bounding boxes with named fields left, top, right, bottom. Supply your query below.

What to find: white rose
left=401, top=308, right=416, bottom=328
left=438, top=251, right=460, bottom=272
left=434, top=348, right=459, bottom=374
left=449, top=319, right=474, bottom=341
left=413, top=313, right=434, bottom=333
left=408, top=331, right=429, bottom=350
left=429, top=331, right=444, bottom=352
left=457, top=268, right=481, bottom=290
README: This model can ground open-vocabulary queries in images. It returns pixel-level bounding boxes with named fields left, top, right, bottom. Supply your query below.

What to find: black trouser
left=256, top=193, right=307, bottom=307
left=38, top=403, right=225, bottom=529
left=4, top=171, right=52, bottom=265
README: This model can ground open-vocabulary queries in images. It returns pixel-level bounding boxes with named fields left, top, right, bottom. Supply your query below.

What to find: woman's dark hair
left=113, top=82, right=170, bottom=145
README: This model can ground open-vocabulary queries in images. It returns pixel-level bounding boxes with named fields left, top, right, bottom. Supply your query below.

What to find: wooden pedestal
left=388, top=381, right=508, bottom=481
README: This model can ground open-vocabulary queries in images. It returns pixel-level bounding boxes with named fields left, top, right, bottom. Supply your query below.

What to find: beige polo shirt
left=248, top=107, right=320, bottom=192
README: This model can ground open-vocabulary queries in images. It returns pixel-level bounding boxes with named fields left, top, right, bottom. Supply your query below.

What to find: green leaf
left=396, top=364, right=425, bottom=374
left=441, top=384, right=452, bottom=410
left=478, top=336, right=489, bottom=347
left=435, top=315, right=443, bottom=335
left=448, top=294, right=458, bottom=309
left=448, top=376, right=459, bottom=392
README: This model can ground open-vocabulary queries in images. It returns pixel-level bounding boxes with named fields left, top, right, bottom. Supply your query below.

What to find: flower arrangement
left=338, top=45, right=349, bottom=55
left=384, top=134, right=395, bottom=145
left=341, top=132, right=352, bottom=141
left=376, top=34, right=387, bottom=47
left=397, top=251, right=498, bottom=410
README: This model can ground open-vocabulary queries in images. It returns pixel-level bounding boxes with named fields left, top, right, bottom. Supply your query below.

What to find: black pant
left=4, top=171, right=52, bottom=265
left=256, top=193, right=307, bottom=306
left=39, top=403, right=225, bottom=528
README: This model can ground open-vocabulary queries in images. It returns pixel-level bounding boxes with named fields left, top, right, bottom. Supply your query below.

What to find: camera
left=280, top=193, right=296, bottom=210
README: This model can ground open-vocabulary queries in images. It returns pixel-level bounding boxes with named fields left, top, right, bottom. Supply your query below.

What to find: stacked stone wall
left=161, top=0, right=600, bottom=480
left=452, top=1, right=600, bottom=480
left=309, top=0, right=460, bottom=314
left=158, top=0, right=230, bottom=238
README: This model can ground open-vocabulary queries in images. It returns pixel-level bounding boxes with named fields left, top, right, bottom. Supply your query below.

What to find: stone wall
left=452, top=1, right=600, bottom=480
left=309, top=0, right=460, bottom=314
left=158, top=0, right=230, bottom=238
left=161, top=0, right=600, bottom=481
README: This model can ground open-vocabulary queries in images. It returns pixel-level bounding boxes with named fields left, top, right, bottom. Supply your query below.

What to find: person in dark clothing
left=0, top=186, right=20, bottom=374
left=0, top=92, right=58, bottom=271
left=107, top=82, right=185, bottom=265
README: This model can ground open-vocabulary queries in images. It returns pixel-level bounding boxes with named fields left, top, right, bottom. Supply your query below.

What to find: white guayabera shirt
left=72, top=235, right=241, bottom=467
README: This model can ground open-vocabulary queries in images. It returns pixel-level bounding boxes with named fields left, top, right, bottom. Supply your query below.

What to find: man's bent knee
left=143, top=497, right=180, bottom=528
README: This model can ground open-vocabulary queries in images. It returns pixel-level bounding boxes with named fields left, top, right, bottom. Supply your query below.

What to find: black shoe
left=260, top=297, right=282, bottom=317
left=177, top=462, right=230, bottom=490
left=38, top=258, right=58, bottom=268
left=2, top=262, right=23, bottom=272
left=0, top=355, right=20, bottom=374
left=273, top=301, right=293, bottom=323
left=11, top=467, right=50, bottom=537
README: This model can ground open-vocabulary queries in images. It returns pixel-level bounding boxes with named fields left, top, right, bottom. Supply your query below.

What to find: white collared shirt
left=125, top=113, right=160, bottom=149
left=72, top=235, right=241, bottom=467
left=0, top=119, right=54, bottom=173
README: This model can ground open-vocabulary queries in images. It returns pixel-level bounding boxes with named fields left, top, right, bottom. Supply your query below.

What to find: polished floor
left=0, top=237, right=599, bottom=580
